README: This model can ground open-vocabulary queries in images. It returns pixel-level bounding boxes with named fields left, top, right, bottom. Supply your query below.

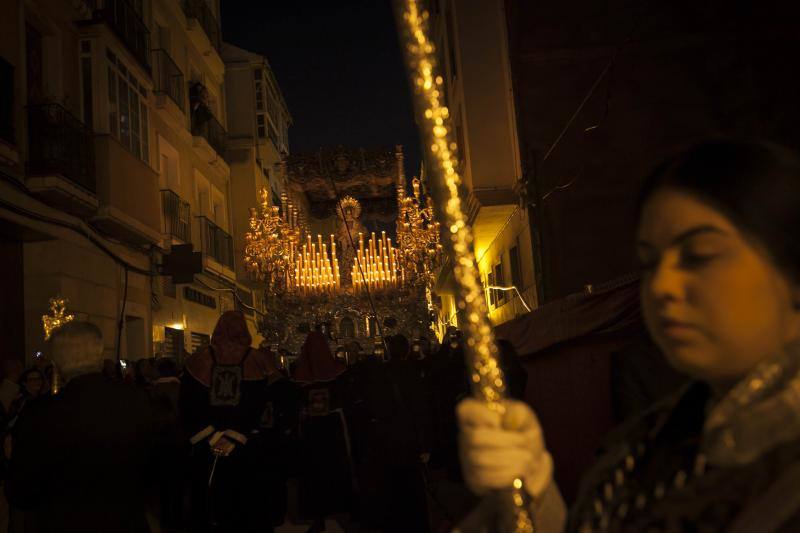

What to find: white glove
left=458, top=397, right=553, bottom=499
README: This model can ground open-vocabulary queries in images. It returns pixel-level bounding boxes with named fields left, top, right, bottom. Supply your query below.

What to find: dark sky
left=221, top=1, right=422, bottom=177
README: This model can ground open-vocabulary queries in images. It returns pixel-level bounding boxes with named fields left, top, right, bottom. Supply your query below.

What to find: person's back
left=179, top=311, right=275, bottom=532
left=6, top=322, right=154, bottom=533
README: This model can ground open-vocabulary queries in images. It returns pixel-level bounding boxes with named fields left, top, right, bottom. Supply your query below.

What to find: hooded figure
left=293, top=330, right=353, bottom=532
left=292, top=330, right=345, bottom=384
left=179, top=311, right=278, bottom=532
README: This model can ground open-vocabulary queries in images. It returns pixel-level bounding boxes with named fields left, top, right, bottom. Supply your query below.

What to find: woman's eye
left=680, top=252, right=716, bottom=269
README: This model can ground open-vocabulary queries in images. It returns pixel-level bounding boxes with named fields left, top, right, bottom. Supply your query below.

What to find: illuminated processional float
left=243, top=146, right=443, bottom=353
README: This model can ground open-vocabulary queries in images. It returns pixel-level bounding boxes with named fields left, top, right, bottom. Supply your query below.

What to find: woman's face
left=637, top=189, right=800, bottom=385
left=24, top=372, right=44, bottom=397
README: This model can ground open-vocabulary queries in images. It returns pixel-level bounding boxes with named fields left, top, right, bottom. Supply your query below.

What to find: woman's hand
left=457, top=398, right=553, bottom=499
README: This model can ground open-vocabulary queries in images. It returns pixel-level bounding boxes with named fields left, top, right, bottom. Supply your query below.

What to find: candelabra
left=245, top=172, right=442, bottom=319
left=244, top=188, right=301, bottom=294
left=395, top=175, right=442, bottom=289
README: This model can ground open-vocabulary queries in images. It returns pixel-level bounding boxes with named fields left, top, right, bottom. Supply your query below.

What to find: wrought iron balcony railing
left=181, top=0, right=221, bottom=53
left=160, top=189, right=191, bottom=242
left=152, top=49, right=185, bottom=111
left=95, top=0, right=151, bottom=73
left=27, top=104, right=95, bottom=193
left=197, top=216, right=233, bottom=269
left=190, top=103, right=227, bottom=159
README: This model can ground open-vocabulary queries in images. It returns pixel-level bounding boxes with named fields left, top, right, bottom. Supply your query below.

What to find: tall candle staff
left=393, top=2, right=534, bottom=531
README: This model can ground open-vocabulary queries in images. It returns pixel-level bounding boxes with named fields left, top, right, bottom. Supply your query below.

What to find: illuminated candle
left=387, top=239, right=394, bottom=272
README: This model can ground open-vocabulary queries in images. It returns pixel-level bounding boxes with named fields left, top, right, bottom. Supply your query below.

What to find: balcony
left=93, top=0, right=151, bottom=73
left=160, top=189, right=191, bottom=243
left=92, top=134, right=161, bottom=244
left=191, top=104, right=227, bottom=160
left=181, top=0, right=221, bottom=54
left=197, top=216, right=233, bottom=270
left=26, top=104, right=98, bottom=216
left=152, top=49, right=185, bottom=112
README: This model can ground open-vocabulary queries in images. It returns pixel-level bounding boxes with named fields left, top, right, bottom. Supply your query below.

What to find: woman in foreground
left=458, top=139, right=800, bottom=532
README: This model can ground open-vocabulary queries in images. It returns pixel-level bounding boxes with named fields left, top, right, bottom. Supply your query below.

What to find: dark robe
left=149, top=377, right=188, bottom=529
left=254, top=375, right=301, bottom=528
left=179, top=311, right=276, bottom=532
left=294, top=331, right=352, bottom=521
left=6, top=373, right=155, bottom=533
left=429, top=344, right=470, bottom=479
left=296, top=378, right=354, bottom=520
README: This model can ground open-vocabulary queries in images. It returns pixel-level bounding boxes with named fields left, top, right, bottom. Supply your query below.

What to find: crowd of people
left=0, top=310, right=525, bottom=533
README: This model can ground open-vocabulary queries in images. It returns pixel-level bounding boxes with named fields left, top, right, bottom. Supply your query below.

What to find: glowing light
left=396, top=1, right=533, bottom=530
left=42, top=296, right=75, bottom=341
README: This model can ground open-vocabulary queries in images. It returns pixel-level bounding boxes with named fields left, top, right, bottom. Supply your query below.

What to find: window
left=107, top=48, right=149, bottom=163
left=212, top=186, right=226, bottom=230
left=195, top=171, right=210, bottom=217
left=266, top=86, right=277, bottom=122
left=163, top=326, right=183, bottom=356
left=446, top=8, right=458, bottom=80
left=26, top=24, right=43, bottom=104
left=80, top=42, right=93, bottom=128
left=509, top=243, right=523, bottom=289
left=268, top=121, right=278, bottom=148
left=256, top=114, right=266, bottom=138
left=487, top=271, right=496, bottom=307
left=0, top=57, right=14, bottom=144
left=255, top=76, right=264, bottom=111
left=494, top=260, right=505, bottom=305
left=190, top=332, right=210, bottom=353
left=158, top=136, right=180, bottom=191
left=184, top=287, right=216, bottom=308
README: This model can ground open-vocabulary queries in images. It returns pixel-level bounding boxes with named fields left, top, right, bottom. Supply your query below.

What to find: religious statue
left=335, top=196, right=366, bottom=285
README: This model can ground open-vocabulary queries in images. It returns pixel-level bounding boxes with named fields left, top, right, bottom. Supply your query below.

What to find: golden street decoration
left=396, top=172, right=442, bottom=289
left=244, top=189, right=301, bottom=294
left=42, top=295, right=76, bottom=341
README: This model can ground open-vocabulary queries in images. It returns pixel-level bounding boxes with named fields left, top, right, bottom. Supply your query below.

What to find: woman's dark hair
left=637, top=138, right=800, bottom=281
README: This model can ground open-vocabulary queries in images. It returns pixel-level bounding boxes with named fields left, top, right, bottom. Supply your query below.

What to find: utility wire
left=115, top=266, right=129, bottom=361
left=540, top=2, right=655, bottom=165
left=0, top=197, right=154, bottom=277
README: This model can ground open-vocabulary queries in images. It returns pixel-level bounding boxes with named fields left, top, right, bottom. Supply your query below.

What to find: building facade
left=504, top=0, right=800, bottom=303
left=429, top=0, right=538, bottom=329
left=221, top=42, right=292, bottom=295
left=0, top=0, right=271, bottom=369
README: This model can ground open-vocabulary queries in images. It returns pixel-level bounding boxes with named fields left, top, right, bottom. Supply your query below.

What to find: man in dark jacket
left=6, top=321, right=155, bottom=533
